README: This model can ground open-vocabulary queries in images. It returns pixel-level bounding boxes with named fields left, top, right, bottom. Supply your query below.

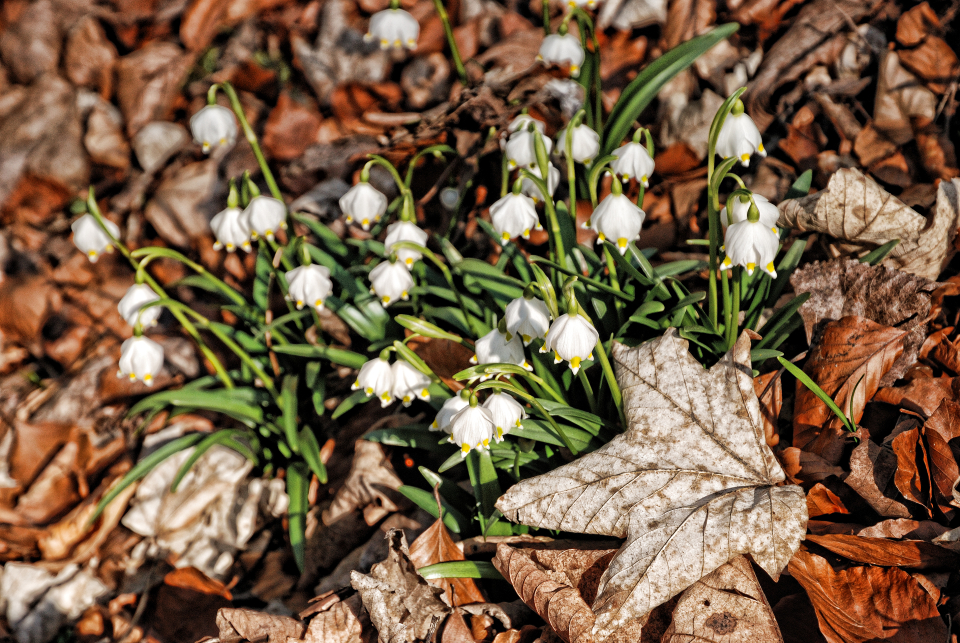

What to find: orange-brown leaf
left=409, top=519, right=486, bottom=607
left=806, top=483, right=849, bottom=518
left=806, top=534, right=959, bottom=569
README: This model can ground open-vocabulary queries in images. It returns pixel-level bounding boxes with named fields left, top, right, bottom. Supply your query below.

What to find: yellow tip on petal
left=482, top=438, right=490, bottom=447
left=382, top=295, right=390, bottom=303
left=296, top=300, right=304, bottom=308
left=553, top=351, right=563, bottom=365
left=365, top=387, right=373, bottom=394
left=617, top=238, right=628, bottom=248
left=220, top=137, right=227, bottom=146
left=721, top=257, right=732, bottom=267
left=740, top=153, right=750, bottom=162
left=405, top=258, right=414, bottom=266
left=128, top=373, right=136, bottom=381
left=570, top=356, right=581, bottom=369
left=747, top=262, right=756, bottom=271
left=461, top=443, right=470, bottom=454
left=758, top=143, right=765, bottom=153
left=143, top=374, right=152, bottom=382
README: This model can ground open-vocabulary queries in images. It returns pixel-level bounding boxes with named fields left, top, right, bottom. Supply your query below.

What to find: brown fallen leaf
left=778, top=447, right=844, bottom=485
left=896, top=2, right=940, bottom=48
left=891, top=427, right=933, bottom=516
left=843, top=429, right=912, bottom=519
left=409, top=513, right=486, bottom=607
left=153, top=567, right=232, bottom=643
left=263, top=91, right=323, bottom=162
left=441, top=610, right=476, bottom=643
left=873, top=51, right=937, bottom=142
left=64, top=16, right=117, bottom=94
left=497, top=330, right=807, bottom=638
left=778, top=168, right=960, bottom=281
left=0, top=0, right=60, bottom=84
left=144, top=160, right=222, bottom=248
left=806, top=534, right=959, bottom=569
left=856, top=518, right=950, bottom=540
left=806, top=483, right=849, bottom=518
left=788, top=549, right=948, bottom=643
left=217, top=608, right=305, bottom=643
left=874, top=375, right=960, bottom=418
left=662, top=556, right=782, bottom=643
left=407, top=336, right=475, bottom=392
left=921, top=398, right=960, bottom=512
left=754, top=370, right=782, bottom=448
left=323, top=439, right=407, bottom=527
left=301, top=594, right=371, bottom=643
left=115, top=42, right=194, bottom=136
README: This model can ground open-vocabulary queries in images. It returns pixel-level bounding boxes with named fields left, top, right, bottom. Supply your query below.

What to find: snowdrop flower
left=118, top=284, right=161, bottom=327
left=507, top=114, right=545, bottom=135
left=505, top=294, right=551, bottom=345
left=537, top=33, right=585, bottom=77
left=384, top=221, right=428, bottom=266
left=722, top=219, right=779, bottom=278
left=490, top=192, right=541, bottom=243
left=72, top=214, right=119, bottom=263
left=210, top=207, right=252, bottom=252
left=720, top=193, right=780, bottom=232
left=340, top=182, right=388, bottom=230
left=431, top=393, right=470, bottom=433
left=118, top=336, right=164, bottom=385
left=483, top=391, right=526, bottom=441
left=505, top=128, right=553, bottom=169
left=541, top=312, right=599, bottom=375
left=587, top=192, right=645, bottom=254
left=190, top=105, right=238, bottom=154
left=369, top=259, right=414, bottom=307
left=567, top=0, right=602, bottom=9
left=715, top=100, right=766, bottom=167
left=471, top=328, right=531, bottom=372
left=450, top=401, right=496, bottom=456
left=557, top=124, right=600, bottom=165
left=520, top=163, right=560, bottom=203
left=391, top=360, right=431, bottom=406
left=243, top=196, right=287, bottom=242
left=285, top=265, right=333, bottom=311
left=365, top=8, right=419, bottom=50
left=352, top=357, right=394, bottom=407
left=611, top=142, right=656, bottom=186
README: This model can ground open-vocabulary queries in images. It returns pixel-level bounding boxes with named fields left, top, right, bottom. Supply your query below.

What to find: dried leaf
left=896, top=2, right=940, bottom=48
left=115, top=42, right=194, bottom=136
left=496, top=330, right=807, bottom=638
left=64, top=16, right=117, bottom=92
left=778, top=447, right=844, bottom=484
left=754, top=370, right=782, bottom=448
left=922, top=399, right=960, bottom=511
left=263, top=91, right=323, bottom=162
left=302, top=594, right=369, bottom=643
left=0, top=0, right=60, bottom=84
left=806, top=534, right=959, bottom=569
left=856, top=518, right=949, bottom=540
left=844, top=429, right=911, bottom=519
left=144, top=160, right=222, bottom=248
left=409, top=518, right=486, bottom=607
left=324, top=440, right=407, bottom=527
left=662, top=556, right=782, bottom=643
left=806, top=483, right=849, bottom=518
left=874, top=52, right=936, bottom=137
left=441, top=610, right=476, bottom=643
left=874, top=375, right=960, bottom=418
left=217, top=608, right=305, bottom=643
left=891, top=428, right=933, bottom=516
left=778, top=168, right=960, bottom=280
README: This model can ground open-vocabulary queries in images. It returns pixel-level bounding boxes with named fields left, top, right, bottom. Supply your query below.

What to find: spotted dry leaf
left=496, top=330, right=807, bottom=639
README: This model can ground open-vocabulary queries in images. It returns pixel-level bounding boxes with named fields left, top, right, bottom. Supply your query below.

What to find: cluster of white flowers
left=285, top=264, right=333, bottom=312
left=721, top=193, right=780, bottom=277
left=352, top=355, right=432, bottom=408
left=116, top=283, right=165, bottom=385
left=432, top=390, right=527, bottom=457
left=210, top=195, right=288, bottom=252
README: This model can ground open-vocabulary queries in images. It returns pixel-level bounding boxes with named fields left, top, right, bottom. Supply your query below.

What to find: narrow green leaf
left=784, top=169, right=813, bottom=201
left=299, top=427, right=328, bottom=484
left=418, top=561, right=504, bottom=580
left=861, top=239, right=901, bottom=265
left=332, top=390, right=371, bottom=419
left=395, top=315, right=464, bottom=342
left=171, top=430, right=249, bottom=492
left=272, top=344, right=367, bottom=369
left=281, top=374, right=300, bottom=455
left=287, top=463, right=309, bottom=571
left=398, top=485, right=466, bottom=533
left=777, top=357, right=853, bottom=431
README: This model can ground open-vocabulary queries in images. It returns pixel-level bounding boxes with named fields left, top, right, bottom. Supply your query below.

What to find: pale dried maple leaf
left=496, top=330, right=807, bottom=638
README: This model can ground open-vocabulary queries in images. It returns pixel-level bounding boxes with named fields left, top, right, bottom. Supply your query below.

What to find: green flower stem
left=577, top=370, right=597, bottom=414
left=595, top=339, right=626, bottom=428
left=519, top=169, right=566, bottom=270
left=86, top=191, right=234, bottom=389
left=530, top=256, right=631, bottom=300
left=587, top=155, right=616, bottom=207
left=131, top=248, right=246, bottom=306
left=541, top=0, right=550, bottom=35
left=218, top=82, right=283, bottom=203
left=474, top=380, right=578, bottom=455
left=726, top=267, right=741, bottom=350
left=500, top=154, right=510, bottom=197
left=404, top=145, right=457, bottom=187
left=565, top=110, right=586, bottom=224
left=429, top=0, right=468, bottom=85
left=602, top=244, right=625, bottom=324
left=721, top=263, right=731, bottom=336
left=365, top=155, right=410, bottom=197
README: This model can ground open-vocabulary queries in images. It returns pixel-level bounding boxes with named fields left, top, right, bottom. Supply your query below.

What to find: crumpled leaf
left=301, top=594, right=371, bottom=643
left=790, top=259, right=937, bottom=385
left=496, top=330, right=807, bottom=638
left=921, top=398, right=960, bottom=512
left=217, top=607, right=305, bottom=643
left=409, top=515, right=486, bottom=607
left=595, top=0, right=666, bottom=32
left=0, top=0, right=60, bottom=84
left=144, top=160, right=222, bottom=248
left=351, top=529, right=451, bottom=643
left=778, top=168, right=960, bottom=280
left=324, top=439, right=407, bottom=527
left=805, top=534, right=960, bottom=569
left=843, top=429, right=911, bottom=519
left=874, top=375, right=960, bottom=418
left=662, top=556, right=782, bottom=643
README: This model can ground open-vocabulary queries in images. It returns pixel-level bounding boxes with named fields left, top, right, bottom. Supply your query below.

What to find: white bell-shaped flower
left=520, top=163, right=560, bottom=203
left=340, top=182, right=388, bottom=230
left=588, top=193, right=645, bottom=254
left=190, top=105, right=238, bottom=154
left=557, top=124, right=600, bottom=165
left=391, top=360, right=432, bottom=406
left=505, top=129, right=553, bottom=169
left=118, top=284, right=161, bottom=327
left=721, top=220, right=779, bottom=278
left=450, top=403, right=496, bottom=456
left=611, top=142, right=656, bottom=186
left=243, top=196, right=287, bottom=242
left=285, top=265, right=333, bottom=311
left=537, top=33, right=585, bottom=77
left=471, top=329, right=531, bottom=372
left=369, top=260, right=414, bottom=307
left=507, top=114, right=545, bottom=135
left=210, top=207, right=252, bottom=252
left=482, top=391, right=526, bottom=441
left=72, top=214, right=120, bottom=263
left=489, top=193, right=541, bottom=243
left=720, top=194, right=780, bottom=232
left=384, top=221, right=428, bottom=266
left=365, top=8, right=419, bottom=50
left=567, top=0, right=603, bottom=9
left=431, top=394, right=469, bottom=433
left=541, top=312, right=599, bottom=375
left=504, top=295, right=551, bottom=345
left=716, top=107, right=766, bottom=167
left=352, top=357, right=394, bottom=407
left=118, top=336, right=164, bottom=385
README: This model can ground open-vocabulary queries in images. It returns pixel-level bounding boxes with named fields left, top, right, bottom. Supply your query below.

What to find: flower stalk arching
left=586, top=154, right=617, bottom=207
left=428, top=0, right=468, bottom=85
left=404, top=145, right=457, bottom=188
left=131, top=247, right=246, bottom=306
left=564, top=109, right=587, bottom=224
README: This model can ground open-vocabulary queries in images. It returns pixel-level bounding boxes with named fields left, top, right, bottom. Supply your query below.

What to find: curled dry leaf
left=805, top=483, right=849, bottom=518
left=496, top=330, right=807, bottom=638
left=843, top=429, right=911, bottom=519
left=754, top=370, right=782, bottom=448
left=216, top=608, right=305, bottom=643
left=806, top=534, right=960, bottom=569
left=778, top=168, right=960, bottom=281
left=301, top=594, right=371, bottom=643
left=921, top=399, right=960, bottom=512
left=891, top=427, right=933, bottom=516
left=323, top=439, right=407, bottom=527
left=409, top=516, right=486, bottom=607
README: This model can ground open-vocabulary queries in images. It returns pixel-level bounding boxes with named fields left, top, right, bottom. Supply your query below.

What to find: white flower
left=285, top=265, right=333, bottom=311
left=431, top=394, right=469, bottom=433
left=588, top=193, right=645, bottom=254
left=489, top=193, right=541, bottom=243
left=72, top=214, right=120, bottom=262
left=505, top=129, right=553, bottom=169
left=567, top=0, right=602, bottom=8
left=611, top=142, right=656, bottom=186
left=716, top=110, right=766, bottom=167
left=384, top=221, right=428, bottom=266
left=537, top=33, right=585, bottom=77
left=557, top=124, right=600, bottom=165
left=721, top=220, right=779, bottom=277
left=482, top=391, right=525, bottom=441
left=505, top=296, right=551, bottom=345
left=243, top=196, right=287, bottom=241
left=118, top=284, right=161, bottom=327
left=190, top=105, right=238, bottom=154
left=507, top=114, right=545, bottom=135
left=340, top=182, right=388, bottom=230
left=520, top=163, right=560, bottom=203
left=450, top=404, right=496, bottom=456
left=540, top=313, right=599, bottom=375
left=471, top=329, right=531, bottom=372
left=391, top=360, right=431, bottom=406
left=210, top=207, right=252, bottom=252
left=352, top=357, right=394, bottom=407
left=117, top=336, right=164, bottom=385
left=365, top=8, right=419, bottom=50
left=369, top=260, right=414, bottom=307
left=720, top=194, right=780, bottom=232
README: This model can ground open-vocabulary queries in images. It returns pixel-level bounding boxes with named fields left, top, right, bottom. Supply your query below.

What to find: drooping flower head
left=432, top=392, right=470, bottom=433
left=352, top=356, right=394, bottom=407
left=720, top=193, right=779, bottom=232
left=471, top=326, right=531, bottom=373
left=482, top=391, right=526, bottom=441
left=243, top=196, right=287, bottom=242
left=369, top=259, right=414, bottom=307
left=340, top=182, right=388, bottom=230
left=210, top=207, right=252, bottom=252
left=715, top=99, right=766, bottom=167
left=391, top=360, right=432, bottom=407
left=489, top=191, right=540, bottom=244
left=506, top=114, right=546, bottom=135
left=365, top=7, right=419, bottom=50
left=721, top=195, right=779, bottom=277
left=537, top=33, right=585, bottom=78
left=505, top=127, right=553, bottom=169
left=611, top=134, right=656, bottom=186
left=504, top=291, right=551, bottom=345
left=541, top=306, right=599, bottom=375
left=118, top=336, right=164, bottom=385
left=72, top=214, right=120, bottom=263
left=520, top=163, right=560, bottom=203
left=557, top=123, right=600, bottom=165
left=450, top=397, right=496, bottom=456
left=190, top=105, right=238, bottom=154
left=285, top=264, right=333, bottom=311
left=118, top=284, right=162, bottom=328
left=587, top=190, right=645, bottom=254
left=384, top=221, right=428, bottom=266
